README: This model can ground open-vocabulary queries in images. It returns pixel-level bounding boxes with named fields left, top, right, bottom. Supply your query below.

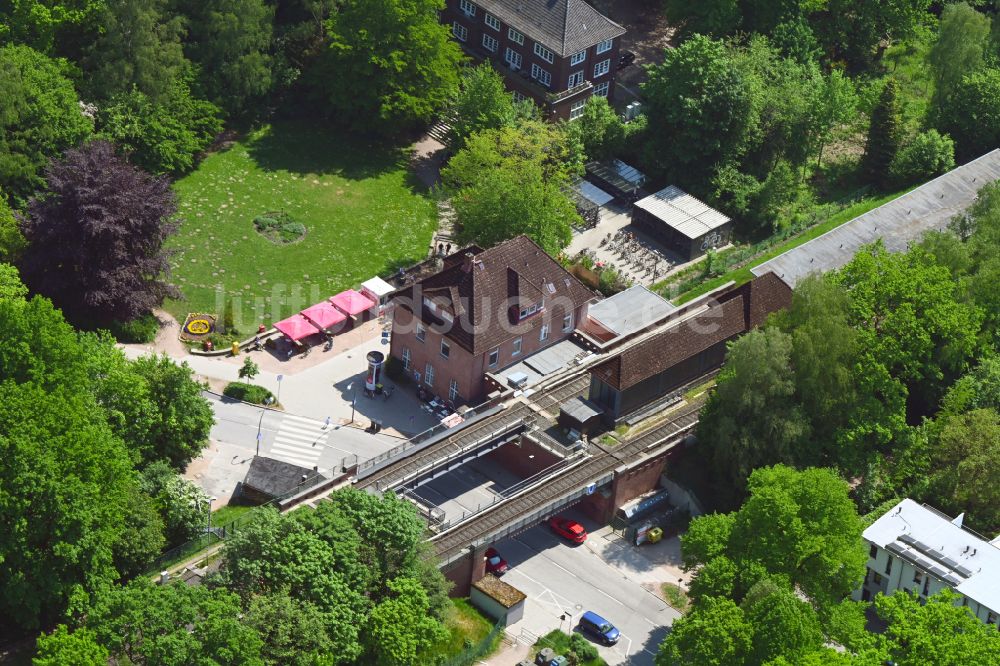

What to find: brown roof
left=473, top=574, right=527, bottom=607
left=475, top=0, right=626, bottom=58
left=396, top=236, right=594, bottom=354
left=589, top=272, right=791, bottom=391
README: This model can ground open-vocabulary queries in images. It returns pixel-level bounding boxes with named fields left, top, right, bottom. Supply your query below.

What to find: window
left=459, top=0, right=476, bottom=16
left=452, top=21, right=468, bottom=42
left=570, top=100, right=586, bottom=120
left=484, top=12, right=499, bottom=30
left=531, top=64, right=551, bottom=87
left=594, top=81, right=610, bottom=97
left=884, top=557, right=892, bottom=575
left=922, top=577, right=930, bottom=596
left=593, top=58, right=610, bottom=77
left=869, top=544, right=877, bottom=559
left=913, top=570, right=923, bottom=584
left=562, top=313, right=573, bottom=332
left=512, top=337, right=522, bottom=355
left=415, top=323, right=426, bottom=342
left=440, top=340, right=450, bottom=359
left=482, top=33, right=498, bottom=52
left=488, top=348, right=499, bottom=367
left=424, top=363, right=435, bottom=387
left=533, top=43, right=554, bottom=63
left=988, top=611, right=997, bottom=625
left=401, top=347, right=411, bottom=370
left=508, top=28, right=524, bottom=45
left=873, top=573, right=883, bottom=584
left=596, top=38, right=613, bottom=54
left=571, top=50, right=586, bottom=65
left=568, top=70, right=584, bottom=88
left=505, top=48, right=522, bottom=70
left=519, top=303, right=540, bottom=319
left=512, top=91, right=529, bottom=103
left=449, top=379, right=459, bottom=402
left=540, top=324, right=549, bottom=341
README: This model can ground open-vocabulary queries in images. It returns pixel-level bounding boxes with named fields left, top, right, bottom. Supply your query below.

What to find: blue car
left=579, top=610, right=620, bottom=645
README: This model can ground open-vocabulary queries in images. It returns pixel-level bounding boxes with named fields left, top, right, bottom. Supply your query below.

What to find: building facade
left=389, top=236, right=594, bottom=405
left=442, top=0, right=626, bottom=120
left=855, top=499, right=1000, bottom=627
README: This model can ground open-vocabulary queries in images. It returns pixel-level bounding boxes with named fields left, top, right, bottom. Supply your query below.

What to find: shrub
left=891, top=129, right=956, bottom=187
left=223, top=381, right=275, bottom=405
left=109, top=312, right=160, bottom=343
left=598, top=267, right=621, bottom=296
left=569, top=632, right=599, bottom=661
left=253, top=211, right=307, bottom=244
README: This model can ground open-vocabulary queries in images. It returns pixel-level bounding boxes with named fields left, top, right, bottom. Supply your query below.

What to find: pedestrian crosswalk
left=268, top=413, right=326, bottom=469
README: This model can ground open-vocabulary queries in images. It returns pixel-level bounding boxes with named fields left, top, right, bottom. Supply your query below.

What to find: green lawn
left=675, top=187, right=911, bottom=304
left=165, top=122, right=437, bottom=326
left=427, top=599, right=501, bottom=663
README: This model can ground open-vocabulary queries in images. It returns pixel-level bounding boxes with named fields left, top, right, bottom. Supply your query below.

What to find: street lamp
left=346, top=382, right=358, bottom=424
left=275, top=374, right=284, bottom=405
left=256, top=396, right=274, bottom=456
left=206, top=496, right=217, bottom=534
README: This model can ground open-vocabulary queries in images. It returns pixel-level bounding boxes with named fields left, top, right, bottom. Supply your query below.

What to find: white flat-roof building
left=855, top=498, right=1000, bottom=627
left=631, top=186, right=732, bottom=261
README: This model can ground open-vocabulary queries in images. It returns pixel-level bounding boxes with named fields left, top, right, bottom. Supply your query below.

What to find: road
left=494, top=517, right=678, bottom=665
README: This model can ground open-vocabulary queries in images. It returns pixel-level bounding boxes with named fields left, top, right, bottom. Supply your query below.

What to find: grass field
left=427, top=599, right=501, bottom=663
left=165, top=122, right=437, bottom=327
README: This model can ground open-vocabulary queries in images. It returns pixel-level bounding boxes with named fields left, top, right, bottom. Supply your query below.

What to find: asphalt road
left=493, top=519, right=678, bottom=665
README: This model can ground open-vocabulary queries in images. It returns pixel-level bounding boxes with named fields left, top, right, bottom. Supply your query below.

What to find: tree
left=130, top=354, right=214, bottom=469
left=310, top=0, right=464, bottom=133
left=140, top=461, right=210, bottom=546
left=656, top=596, right=753, bottom=666
left=0, top=0, right=105, bottom=56
left=929, top=3, right=992, bottom=109
left=19, top=140, right=180, bottom=325
left=819, top=0, right=931, bottom=70
left=0, top=262, right=27, bottom=301
left=877, top=590, right=1000, bottom=665
left=240, top=357, right=261, bottom=382
left=0, top=192, right=25, bottom=261
left=662, top=0, right=740, bottom=38
left=366, top=577, right=448, bottom=665
left=804, top=69, right=857, bottom=168
left=890, top=130, right=955, bottom=187
left=96, top=80, right=224, bottom=174
left=33, top=626, right=109, bottom=666
left=245, top=593, right=340, bottom=666
left=861, top=79, right=903, bottom=189
left=447, top=64, right=518, bottom=150
left=642, top=35, right=757, bottom=183
left=84, top=0, right=189, bottom=103
left=567, top=95, right=627, bottom=162
left=0, top=45, right=93, bottom=201
left=84, top=579, right=266, bottom=666
left=742, top=584, right=823, bottom=663
left=936, top=68, right=1000, bottom=162
left=442, top=122, right=581, bottom=254
left=180, top=0, right=275, bottom=117
left=771, top=17, right=823, bottom=65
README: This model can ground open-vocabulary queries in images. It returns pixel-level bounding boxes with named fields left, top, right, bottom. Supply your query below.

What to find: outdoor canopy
left=273, top=314, right=322, bottom=341
left=300, top=300, right=347, bottom=331
left=330, top=289, right=376, bottom=316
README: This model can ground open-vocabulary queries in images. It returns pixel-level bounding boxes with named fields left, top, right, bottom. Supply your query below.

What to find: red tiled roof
left=395, top=236, right=594, bottom=354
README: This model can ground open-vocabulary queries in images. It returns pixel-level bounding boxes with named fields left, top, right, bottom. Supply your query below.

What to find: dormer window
left=518, top=300, right=543, bottom=320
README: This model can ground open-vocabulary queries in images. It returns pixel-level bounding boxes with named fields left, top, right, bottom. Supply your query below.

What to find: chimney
left=463, top=252, right=475, bottom=273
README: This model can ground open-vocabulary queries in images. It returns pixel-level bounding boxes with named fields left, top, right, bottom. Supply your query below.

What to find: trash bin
left=648, top=527, right=664, bottom=544
left=231, top=341, right=240, bottom=356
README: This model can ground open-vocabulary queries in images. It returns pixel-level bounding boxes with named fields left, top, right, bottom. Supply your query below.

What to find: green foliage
left=861, top=79, right=903, bottom=189
left=771, top=17, right=823, bottom=64
left=656, top=596, right=753, bottom=666
left=568, top=632, right=600, bottom=661
left=663, top=0, right=740, bottom=38
left=253, top=211, right=308, bottom=244
left=742, top=584, right=823, bottom=663
left=367, top=576, right=448, bottom=665
left=311, top=0, right=464, bottom=133
left=935, top=67, right=1000, bottom=161
left=443, top=121, right=580, bottom=254
left=680, top=512, right=735, bottom=568
left=0, top=261, right=27, bottom=300
left=223, top=297, right=236, bottom=333
left=223, top=381, right=275, bottom=404
left=890, top=129, right=955, bottom=187
left=0, top=44, right=93, bottom=201
left=140, top=460, right=210, bottom=546
left=642, top=35, right=756, bottom=184
left=107, top=312, right=161, bottom=343
left=33, top=625, right=109, bottom=666
left=245, top=592, right=339, bottom=666
left=0, top=192, right=25, bottom=261
left=97, top=81, right=224, bottom=174
left=239, top=357, right=260, bottom=381
left=928, top=2, right=992, bottom=109
left=0, top=0, right=105, bottom=55
left=567, top=95, right=627, bottom=162
left=447, top=64, right=518, bottom=150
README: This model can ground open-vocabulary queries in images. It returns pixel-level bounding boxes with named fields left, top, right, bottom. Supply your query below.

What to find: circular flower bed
left=253, top=211, right=307, bottom=244
left=180, top=313, right=217, bottom=342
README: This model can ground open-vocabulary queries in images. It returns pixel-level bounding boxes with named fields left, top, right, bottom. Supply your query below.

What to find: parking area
left=491, top=509, right=681, bottom=666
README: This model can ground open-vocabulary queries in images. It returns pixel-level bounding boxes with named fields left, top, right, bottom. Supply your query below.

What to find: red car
left=548, top=516, right=587, bottom=543
left=485, top=547, right=508, bottom=575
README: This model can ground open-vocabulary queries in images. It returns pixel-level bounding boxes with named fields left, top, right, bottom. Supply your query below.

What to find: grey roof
left=587, top=285, right=676, bottom=339
left=634, top=186, right=731, bottom=239
left=753, top=149, right=1000, bottom=287
left=499, top=337, right=590, bottom=388
left=559, top=395, right=603, bottom=423
left=865, top=499, right=1000, bottom=616
left=476, top=0, right=625, bottom=57
left=243, top=455, right=327, bottom=500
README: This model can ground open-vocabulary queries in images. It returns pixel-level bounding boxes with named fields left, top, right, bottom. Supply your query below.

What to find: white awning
left=577, top=180, right=614, bottom=206
left=361, top=276, right=395, bottom=298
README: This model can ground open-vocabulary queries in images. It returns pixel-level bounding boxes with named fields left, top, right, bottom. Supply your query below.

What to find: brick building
left=389, top=236, right=594, bottom=405
left=442, top=0, right=626, bottom=120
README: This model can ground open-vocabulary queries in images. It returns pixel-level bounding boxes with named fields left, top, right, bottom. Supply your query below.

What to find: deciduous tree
left=656, top=596, right=753, bottom=666
left=929, top=2, right=992, bottom=109
left=33, top=626, right=109, bottom=666
left=890, top=130, right=955, bottom=187
left=19, top=141, right=180, bottom=325
left=861, top=79, right=903, bottom=189
left=936, top=68, right=1000, bottom=162
left=447, top=63, right=519, bottom=150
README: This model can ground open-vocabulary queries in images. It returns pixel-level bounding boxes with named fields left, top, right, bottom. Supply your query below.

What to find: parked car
left=548, top=516, right=587, bottom=543
left=485, top=547, right=508, bottom=575
left=579, top=610, right=620, bottom=645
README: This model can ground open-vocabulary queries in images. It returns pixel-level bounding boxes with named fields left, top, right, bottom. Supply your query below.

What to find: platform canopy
left=301, top=300, right=347, bottom=331
left=274, top=314, right=322, bottom=341
left=330, top=289, right=376, bottom=316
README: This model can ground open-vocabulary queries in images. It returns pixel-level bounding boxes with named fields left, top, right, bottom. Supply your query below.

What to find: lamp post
left=275, top=374, right=284, bottom=405
left=346, top=382, right=358, bottom=424
left=206, top=496, right=217, bottom=535
left=256, top=396, right=274, bottom=456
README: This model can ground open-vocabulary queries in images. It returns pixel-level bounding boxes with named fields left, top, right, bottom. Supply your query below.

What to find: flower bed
left=253, top=211, right=307, bottom=244
left=180, top=313, right=217, bottom=342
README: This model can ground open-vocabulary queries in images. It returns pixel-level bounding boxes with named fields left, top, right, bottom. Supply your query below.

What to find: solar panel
left=941, top=556, right=961, bottom=570
left=956, top=566, right=974, bottom=577
left=944, top=574, right=963, bottom=586
left=899, top=534, right=918, bottom=546
left=886, top=542, right=906, bottom=555
left=929, top=566, right=948, bottom=578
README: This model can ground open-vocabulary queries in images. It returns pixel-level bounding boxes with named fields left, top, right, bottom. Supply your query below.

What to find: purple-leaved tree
left=19, top=140, right=180, bottom=323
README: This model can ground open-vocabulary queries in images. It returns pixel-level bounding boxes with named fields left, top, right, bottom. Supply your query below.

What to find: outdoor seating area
left=273, top=286, right=379, bottom=356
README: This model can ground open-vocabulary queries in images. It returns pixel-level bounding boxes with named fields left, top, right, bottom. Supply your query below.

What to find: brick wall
left=485, top=436, right=561, bottom=478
